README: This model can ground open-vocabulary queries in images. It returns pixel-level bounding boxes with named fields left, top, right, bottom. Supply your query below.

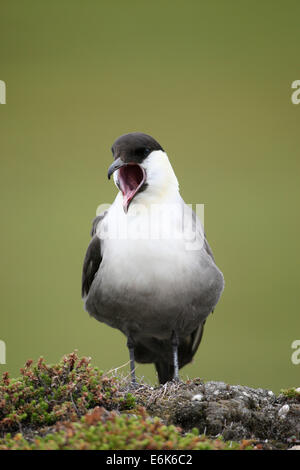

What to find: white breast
left=97, top=191, right=205, bottom=295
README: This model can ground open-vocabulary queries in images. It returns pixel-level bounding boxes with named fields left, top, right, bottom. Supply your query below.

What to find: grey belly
left=85, top=260, right=224, bottom=340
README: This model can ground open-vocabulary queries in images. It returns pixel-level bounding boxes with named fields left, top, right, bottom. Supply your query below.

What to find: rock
left=135, top=379, right=300, bottom=448
left=191, top=394, right=203, bottom=402
left=278, top=404, right=290, bottom=419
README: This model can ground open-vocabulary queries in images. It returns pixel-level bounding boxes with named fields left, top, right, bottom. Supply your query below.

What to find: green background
left=1, top=1, right=299, bottom=392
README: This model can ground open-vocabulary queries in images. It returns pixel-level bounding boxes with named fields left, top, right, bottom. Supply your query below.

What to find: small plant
left=118, top=393, right=136, bottom=410
left=280, top=388, right=300, bottom=400
left=0, top=352, right=133, bottom=434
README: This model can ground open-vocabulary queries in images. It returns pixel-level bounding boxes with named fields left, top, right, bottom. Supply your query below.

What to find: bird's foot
left=170, top=372, right=183, bottom=384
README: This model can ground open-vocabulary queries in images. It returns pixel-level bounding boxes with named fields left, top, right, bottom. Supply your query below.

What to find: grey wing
left=203, top=236, right=218, bottom=314
left=81, top=213, right=106, bottom=298
left=90, top=215, right=104, bottom=237
left=191, top=207, right=216, bottom=262
left=192, top=209, right=223, bottom=318
left=81, top=235, right=101, bottom=298
left=203, top=235, right=215, bottom=262
left=172, top=233, right=216, bottom=375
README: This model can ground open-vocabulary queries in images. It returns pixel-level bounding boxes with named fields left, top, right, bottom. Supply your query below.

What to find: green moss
left=280, top=388, right=300, bottom=400
left=118, top=393, right=136, bottom=410
left=0, top=406, right=255, bottom=450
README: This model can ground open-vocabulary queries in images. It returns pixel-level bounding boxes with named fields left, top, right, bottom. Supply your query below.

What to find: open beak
left=107, top=158, right=146, bottom=213
left=107, top=157, right=125, bottom=180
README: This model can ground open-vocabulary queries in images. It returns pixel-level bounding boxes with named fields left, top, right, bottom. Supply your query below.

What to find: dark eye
left=136, top=147, right=151, bottom=158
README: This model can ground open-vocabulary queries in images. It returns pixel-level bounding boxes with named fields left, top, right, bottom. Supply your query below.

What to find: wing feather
left=81, top=212, right=106, bottom=298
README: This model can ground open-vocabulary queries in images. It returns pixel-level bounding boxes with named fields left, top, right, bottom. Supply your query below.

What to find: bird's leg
left=171, top=331, right=180, bottom=382
left=127, top=336, right=137, bottom=388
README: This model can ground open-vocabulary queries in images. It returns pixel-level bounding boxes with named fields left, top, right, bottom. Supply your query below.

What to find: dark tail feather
left=155, top=361, right=174, bottom=384
left=177, top=320, right=206, bottom=369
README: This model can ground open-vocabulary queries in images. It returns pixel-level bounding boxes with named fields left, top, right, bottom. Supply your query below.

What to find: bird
left=81, top=132, right=224, bottom=385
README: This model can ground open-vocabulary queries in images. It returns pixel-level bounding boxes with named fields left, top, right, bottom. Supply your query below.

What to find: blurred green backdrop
left=0, top=1, right=299, bottom=392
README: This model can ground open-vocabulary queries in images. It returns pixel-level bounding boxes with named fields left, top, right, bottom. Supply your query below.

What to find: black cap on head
left=111, top=132, right=164, bottom=164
